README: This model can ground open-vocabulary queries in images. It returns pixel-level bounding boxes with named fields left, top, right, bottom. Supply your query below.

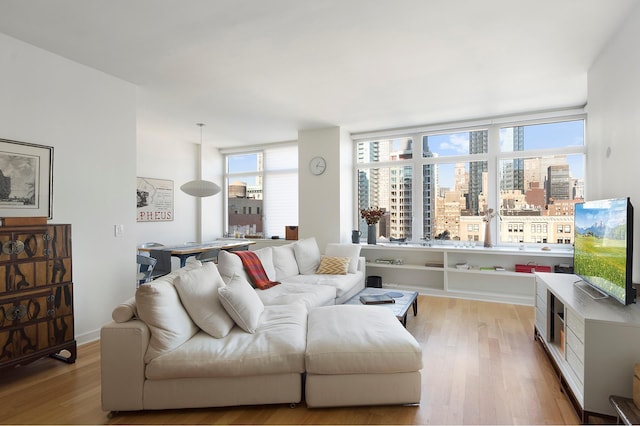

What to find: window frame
left=353, top=109, right=586, bottom=248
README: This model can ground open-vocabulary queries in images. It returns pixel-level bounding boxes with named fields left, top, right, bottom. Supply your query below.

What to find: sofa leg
left=289, top=403, right=297, bottom=409
left=107, top=411, right=119, bottom=418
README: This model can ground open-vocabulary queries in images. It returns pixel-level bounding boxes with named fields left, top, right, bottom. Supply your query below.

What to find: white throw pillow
left=173, top=262, right=235, bottom=338
left=293, top=237, right=321, bottom=275
left=135, top=280, right=199, bottom=362
left=217, top=248, right=276, bottom=283
left=218, top=273, right=265, bottom=333
left=325, top=243, right=362, bottom=274
left=272, top=243, right=300, bottom=280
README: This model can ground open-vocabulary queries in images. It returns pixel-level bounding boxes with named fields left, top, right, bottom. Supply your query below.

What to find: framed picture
left=0, top=138, right=54, bottom=219
left=137, top=177, right=174, bottom=222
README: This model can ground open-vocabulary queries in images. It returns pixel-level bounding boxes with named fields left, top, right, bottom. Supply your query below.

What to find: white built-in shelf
left=360, top=243, right=573, bottom=306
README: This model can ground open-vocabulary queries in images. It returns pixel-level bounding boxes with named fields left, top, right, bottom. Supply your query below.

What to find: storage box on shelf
left=360, top=243, right=573, bottom=305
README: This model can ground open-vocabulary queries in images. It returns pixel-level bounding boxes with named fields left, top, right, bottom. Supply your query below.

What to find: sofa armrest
left=357, top=256, right=366, bottom=272
left=100, top=319, right=150, bottom=412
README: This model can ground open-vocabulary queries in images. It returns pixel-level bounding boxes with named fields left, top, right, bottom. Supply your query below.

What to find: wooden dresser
left=0, top=224, right=76, bottom=370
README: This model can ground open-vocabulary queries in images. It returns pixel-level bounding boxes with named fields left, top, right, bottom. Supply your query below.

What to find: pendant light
left=180, top=123, right=222, bottom=197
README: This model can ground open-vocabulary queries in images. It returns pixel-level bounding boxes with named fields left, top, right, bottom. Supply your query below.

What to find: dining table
left=138, top=239, right=256, bottom=267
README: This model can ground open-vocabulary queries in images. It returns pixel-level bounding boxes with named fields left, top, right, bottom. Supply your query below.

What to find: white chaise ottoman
left=305, top=305, right=423, bottom=408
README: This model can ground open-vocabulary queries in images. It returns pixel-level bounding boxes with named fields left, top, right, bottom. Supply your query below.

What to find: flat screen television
left=573, top=197, right=635, bottom=305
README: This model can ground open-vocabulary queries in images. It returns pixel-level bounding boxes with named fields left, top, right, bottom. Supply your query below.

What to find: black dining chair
left=149, top=249, right=172, bottom=279
left=196, top=248, right=220, bottom=263
left=136, top=255, right=157, bottom=286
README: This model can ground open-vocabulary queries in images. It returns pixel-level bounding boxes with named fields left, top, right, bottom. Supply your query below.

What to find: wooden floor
left=0, top=295, right=580, bottom=425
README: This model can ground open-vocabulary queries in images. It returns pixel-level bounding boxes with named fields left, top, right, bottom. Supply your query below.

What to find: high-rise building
left=546, top=164, right=571, bottom=205
left=422, top=136, right=435, bottom=239
left=389, top=139, right=412, bottom=238
left=512, top=126, right=525, bottom=192
left=468, top=130, right=488, bottom=215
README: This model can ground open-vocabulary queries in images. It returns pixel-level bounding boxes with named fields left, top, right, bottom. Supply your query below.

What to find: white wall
left=0, top=33, right=137, bottom=343
left=298, top=127, right=340, bottom=250
left=135, top=133, right=224, bottom=247
left=587, top=3, right=640, bottom=282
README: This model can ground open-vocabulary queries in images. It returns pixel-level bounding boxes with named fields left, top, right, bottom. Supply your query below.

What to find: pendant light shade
left=181, top=123, right=221, bottom=197
left=180, top=179, right=221, bottom=197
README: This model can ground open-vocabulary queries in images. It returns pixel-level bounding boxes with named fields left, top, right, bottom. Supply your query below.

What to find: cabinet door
left=47, top=225, right=72, bottom=259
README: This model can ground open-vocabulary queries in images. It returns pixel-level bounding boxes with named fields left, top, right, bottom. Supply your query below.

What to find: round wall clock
left=309, top=156, right=327, bottom=175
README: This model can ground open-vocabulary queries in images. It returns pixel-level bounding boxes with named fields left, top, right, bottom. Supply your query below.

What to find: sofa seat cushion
left=145, top=304, right=307, bottom=380
left=305, top=305, right=423, bottom=375
left=282, top=271, right=364, bottom=301
left=256, top=282, right=336, bottom=308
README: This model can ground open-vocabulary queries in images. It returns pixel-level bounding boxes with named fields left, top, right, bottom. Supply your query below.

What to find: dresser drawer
left=566, top=326, right=584, bottom=362
left=566, top=344, right=585, bottom=387
left=566, top=309, right=584, bottom=343
left=0, top=290, right=55, bottom=328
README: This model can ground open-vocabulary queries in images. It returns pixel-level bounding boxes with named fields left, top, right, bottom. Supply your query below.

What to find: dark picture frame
left=0, top=138, right=54, bottom=219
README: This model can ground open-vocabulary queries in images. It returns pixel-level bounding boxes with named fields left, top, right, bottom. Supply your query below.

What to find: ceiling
left=0, top=0, right=637, bottom=147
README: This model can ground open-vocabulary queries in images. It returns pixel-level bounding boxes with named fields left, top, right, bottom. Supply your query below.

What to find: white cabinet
left=535, top=272, right=640, bottom=421
left=360, top=243, right=572, bottom=305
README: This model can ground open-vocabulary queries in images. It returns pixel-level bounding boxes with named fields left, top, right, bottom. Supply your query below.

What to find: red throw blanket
left=233, top=251, right=280, bottom=290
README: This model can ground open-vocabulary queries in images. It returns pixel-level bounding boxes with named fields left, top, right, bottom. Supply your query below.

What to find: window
left=224, top=144, right=298, bottom=238
left=354, top=113, right=586, bottom=246
left=498, top=119, right=584, bottom=244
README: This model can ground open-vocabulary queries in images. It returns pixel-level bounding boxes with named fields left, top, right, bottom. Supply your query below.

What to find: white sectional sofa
left=101, top=238, right=422, bottom=413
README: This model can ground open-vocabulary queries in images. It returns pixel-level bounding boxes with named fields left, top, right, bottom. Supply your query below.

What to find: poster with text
left=136, top=177, right=173, bottom=222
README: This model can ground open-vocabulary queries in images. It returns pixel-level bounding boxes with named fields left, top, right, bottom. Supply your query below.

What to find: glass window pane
left=498, top=153, right=584, bottom=244
left=228, top=175, right=262, bottom=238
left=264, top=145, right=297, bottom=171
left=500, top=120, right=584, bottom=152
left=428, top=161, right=487, bottom=243
left=358, top=166, right=412, bottom=239
left=227, top=153, right=262, bottom=173
left=356, top=138, right=413, bottom=163
left=422, top=130, right=488, bottom=158
left=263, top=172, right=298, bottom=238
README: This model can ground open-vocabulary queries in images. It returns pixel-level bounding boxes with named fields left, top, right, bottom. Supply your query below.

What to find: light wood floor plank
left=0, top=295, right=581, bottom=424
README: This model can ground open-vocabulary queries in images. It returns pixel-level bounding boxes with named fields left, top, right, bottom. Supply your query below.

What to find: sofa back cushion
left=293, top=237, right=321, bottom=275
left=136, top=279, right=199, bottom=363
left=325, top=243, right=362, bottom=274
left=217, top=247, right=276, bottom=284
left=272, top=243, right=299, bottom=280
left=173, top=262, right=235, bottom=339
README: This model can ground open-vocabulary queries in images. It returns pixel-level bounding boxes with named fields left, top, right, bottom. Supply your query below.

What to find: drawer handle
left=2, top=240, right=25, bottom=255
left=43, top=233, right=52, bottom=241
left=6, top=305, right=27, bottom=320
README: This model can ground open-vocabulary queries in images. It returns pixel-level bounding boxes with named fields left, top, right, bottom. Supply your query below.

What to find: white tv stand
left=534, top=272, right=640, bottom=422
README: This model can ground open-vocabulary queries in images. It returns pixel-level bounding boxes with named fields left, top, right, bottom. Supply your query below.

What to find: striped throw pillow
left=315, top=256, right=350, bottom=275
